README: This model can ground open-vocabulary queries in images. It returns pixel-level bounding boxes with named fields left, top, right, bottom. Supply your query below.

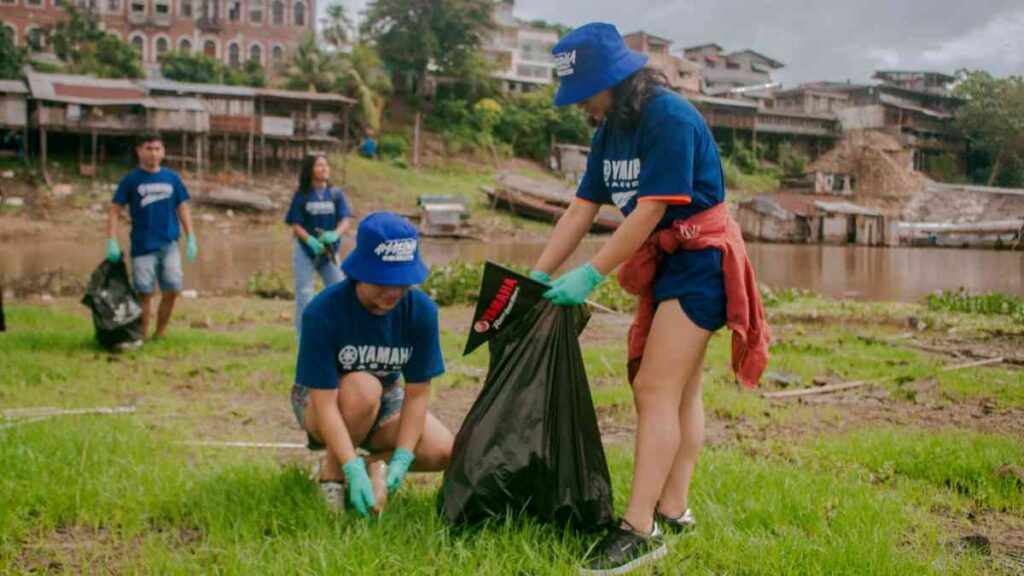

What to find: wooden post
left=40, top=125, right=48, bottom=184
left=196, top=135, right=204, bottom=190
left=247, top=116, right=254, bottom=181
left=22, top=123, right=29, bottom=164
left=303, top=101, right=311, bottom=157
left=91, top=130, right=97, bottom=175
left=413, top=111, right=421, bottom=170
left=340, top=104, right=349, bottom=186
left=260, top=98, right=266, bottom=176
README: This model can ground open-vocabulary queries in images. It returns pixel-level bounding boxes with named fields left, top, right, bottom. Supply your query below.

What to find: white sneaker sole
left=578, top=543, right=668, bottom=576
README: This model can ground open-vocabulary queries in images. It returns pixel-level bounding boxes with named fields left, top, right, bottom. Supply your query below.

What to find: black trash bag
left=81, top=259, right=143, bottom=350
left=438, top=263, right=614, bottom=531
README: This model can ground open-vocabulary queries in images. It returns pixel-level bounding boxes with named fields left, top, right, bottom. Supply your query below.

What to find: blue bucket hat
left=342, top=212, right=429, bottom=286
left=552, top=22, right=649, bottom=107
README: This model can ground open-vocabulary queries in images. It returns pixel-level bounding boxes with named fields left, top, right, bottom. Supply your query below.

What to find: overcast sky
left=322, top=0, right=1024, bottom=86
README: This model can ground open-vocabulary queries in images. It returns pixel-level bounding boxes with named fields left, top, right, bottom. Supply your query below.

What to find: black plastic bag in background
left=438, top=263, right=614, bottom=531
left=81, top=259, right=143, bottom=351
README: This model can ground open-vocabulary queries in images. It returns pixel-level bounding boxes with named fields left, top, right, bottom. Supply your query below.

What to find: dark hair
left=297, top=154, right=328, bottom=195
left=608, top=68, right=670, bottom=132
left=135, top=132, right=163, bottom=147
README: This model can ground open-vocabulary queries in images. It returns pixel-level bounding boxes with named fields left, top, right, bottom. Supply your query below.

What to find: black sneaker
left=579, top=519, right=667, bottom=575
left=656, top=507, right=696, bottom=534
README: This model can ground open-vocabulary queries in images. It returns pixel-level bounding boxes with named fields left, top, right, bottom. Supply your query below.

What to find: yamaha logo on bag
left=463, top=262, right=548, bottom=355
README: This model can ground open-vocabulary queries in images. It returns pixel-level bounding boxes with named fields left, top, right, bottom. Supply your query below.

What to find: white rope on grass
left=179, top=440, right=309, bottom=450
left=0, top=406, right=136, bottom=430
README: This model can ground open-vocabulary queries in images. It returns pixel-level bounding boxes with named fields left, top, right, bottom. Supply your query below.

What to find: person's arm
left=335, top=217, right=352, bottom=237
left=292, top=223, right=314, bottom=242
left=176, top=201, right=194, bottom=237
left=590, top=201, right=666, bottom=275
left=309, top=388, right=358, bottom=465
left=532, top=200, right=600, bottom=276
left=107, top=203, right=120, bottom=240
left=394, top=381, right=429, bottom=455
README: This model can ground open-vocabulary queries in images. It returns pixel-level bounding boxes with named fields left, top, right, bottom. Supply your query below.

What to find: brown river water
left=1, top=228, right=1022, bottom=302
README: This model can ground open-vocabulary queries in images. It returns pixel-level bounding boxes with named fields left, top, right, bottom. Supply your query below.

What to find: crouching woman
left=291, top=212, right=454, bottom=516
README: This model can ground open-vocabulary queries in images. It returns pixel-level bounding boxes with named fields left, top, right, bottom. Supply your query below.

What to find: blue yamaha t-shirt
left=285, top=186, right=352, bottom=260
left=577, top=90, right=727, bottom=331
left=295, top=279, right=445, bottom=389
left=112, top=167, right=190, bottom=257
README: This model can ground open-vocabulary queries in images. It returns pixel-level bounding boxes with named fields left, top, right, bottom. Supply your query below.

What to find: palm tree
left=285, top=33, right=343, bottom=93
left=338, top=44, right=392, bottom=135
left=322, top=2, right=354, bottom=50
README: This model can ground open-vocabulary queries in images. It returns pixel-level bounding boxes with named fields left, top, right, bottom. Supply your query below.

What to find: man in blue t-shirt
left=106, top=132, right=197, bottom=341
left=291, top=212, right=453, bottom=517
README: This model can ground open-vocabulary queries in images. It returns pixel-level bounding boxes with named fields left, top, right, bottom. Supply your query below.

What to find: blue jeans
left=132, top=241, right=183, bottom=293
left=293, top=240, right=344, bottom=333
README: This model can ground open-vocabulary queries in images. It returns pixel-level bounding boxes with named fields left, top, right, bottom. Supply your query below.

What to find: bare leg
left=153, top=291, right=178, bottom=339
left=139, top=293, right=154, bottom=339
left=622, top=300, right=712, bottom=534
left=304, top=372, right=382, bottom=482
left=656, top=348, right=707, bottom=518
left=367, top=411, right=454, bottom=471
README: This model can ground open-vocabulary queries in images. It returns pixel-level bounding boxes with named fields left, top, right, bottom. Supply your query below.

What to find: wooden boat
left=481, top=185, right=621, bottom=233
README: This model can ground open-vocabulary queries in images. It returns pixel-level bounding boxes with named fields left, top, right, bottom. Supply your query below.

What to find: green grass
left=0, top=418, right=994, bottom=574
left=1, top=302, right=1019, bottom=574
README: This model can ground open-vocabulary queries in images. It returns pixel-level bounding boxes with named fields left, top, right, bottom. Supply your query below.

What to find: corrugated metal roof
left=688, top=95, right=759, bottom=110
left=144, top=96, right=206, bottom=111
left=255, top=88, right=356, bottom=104
left=0, top=80, right=29, bottom=94
left=27, top=71, right=146, bottom=105
left=141, top=79, right=256, bottom=97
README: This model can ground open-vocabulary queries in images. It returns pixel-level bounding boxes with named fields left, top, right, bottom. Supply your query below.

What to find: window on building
left=130, top=0, right=144, bottom=12
left=155, top=0, right=170, bottom=14
left=180, top=0, right=191, bottom=16
left=107, top=0, right=121, bottom=11
left=249, top=0, right=263, bottom=23
left=130, top=34, right=144, bottom=58
left=0, top=0, right=16, bottom=5
left=293, top=1, right=306, bottom=26
left=27, top=0, right=43, bottom=6
left=726, top=61, right=740, bottom=70
left=272, top=0, right=284, bottom=25
left=271, top=45, right=284, bottom=63
left=155, top=37, right=169, bottom=57
left=26, top=27, right=50, bottom=50
left=203, top=39, right=216, bottom=57
left=228, top=42, right=240, bottom=68
left=227, top=0, right=240, bottom=21
left=179, top=38, right=192, bottom=52
left=249, top=44, right=262, bottom=64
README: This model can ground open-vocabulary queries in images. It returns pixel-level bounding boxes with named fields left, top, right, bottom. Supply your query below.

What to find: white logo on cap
left=554, top=50, right=577, bottom=77
left=374, top=238, right=417, bottom=262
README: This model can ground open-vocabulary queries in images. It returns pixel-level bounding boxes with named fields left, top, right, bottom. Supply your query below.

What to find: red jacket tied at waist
left=617, top=203, right=770, bottom=388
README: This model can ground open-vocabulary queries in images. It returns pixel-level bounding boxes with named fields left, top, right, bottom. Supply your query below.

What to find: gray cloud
left=323, top=0, right=1024, bottom=86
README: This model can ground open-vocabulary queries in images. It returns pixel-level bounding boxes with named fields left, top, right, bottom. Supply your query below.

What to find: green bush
left=926, top=289, right=1024, bottom=323
left=247, top=269, right=292, bottom=299
left=777, top=142, right=809, bottom=179
left=378, top=133, right=411, bottom=159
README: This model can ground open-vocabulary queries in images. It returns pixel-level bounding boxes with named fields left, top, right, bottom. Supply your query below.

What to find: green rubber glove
left=528, top=270, right=552, bottom=284
left=543, top=263, right=605, bottom=306
left=304, top=235, right=325, bottom=256
left=319, top=230, right=340, bottom=244
left=342, top=457, right=377, bottom=517
left=386, top=447, right=415, bottom=494
left=105, top=239, right=122, bottom=263
left=185, top=235, right=198, bottom=263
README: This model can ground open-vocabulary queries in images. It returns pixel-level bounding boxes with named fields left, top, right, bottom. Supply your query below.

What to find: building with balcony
left=622, top=31, right=701, bottom=95
left=682, top=43, right=784, bottom=94
left=482, top=0, right=559, bottom=93
left=0, top=0, right=314, bottom=73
